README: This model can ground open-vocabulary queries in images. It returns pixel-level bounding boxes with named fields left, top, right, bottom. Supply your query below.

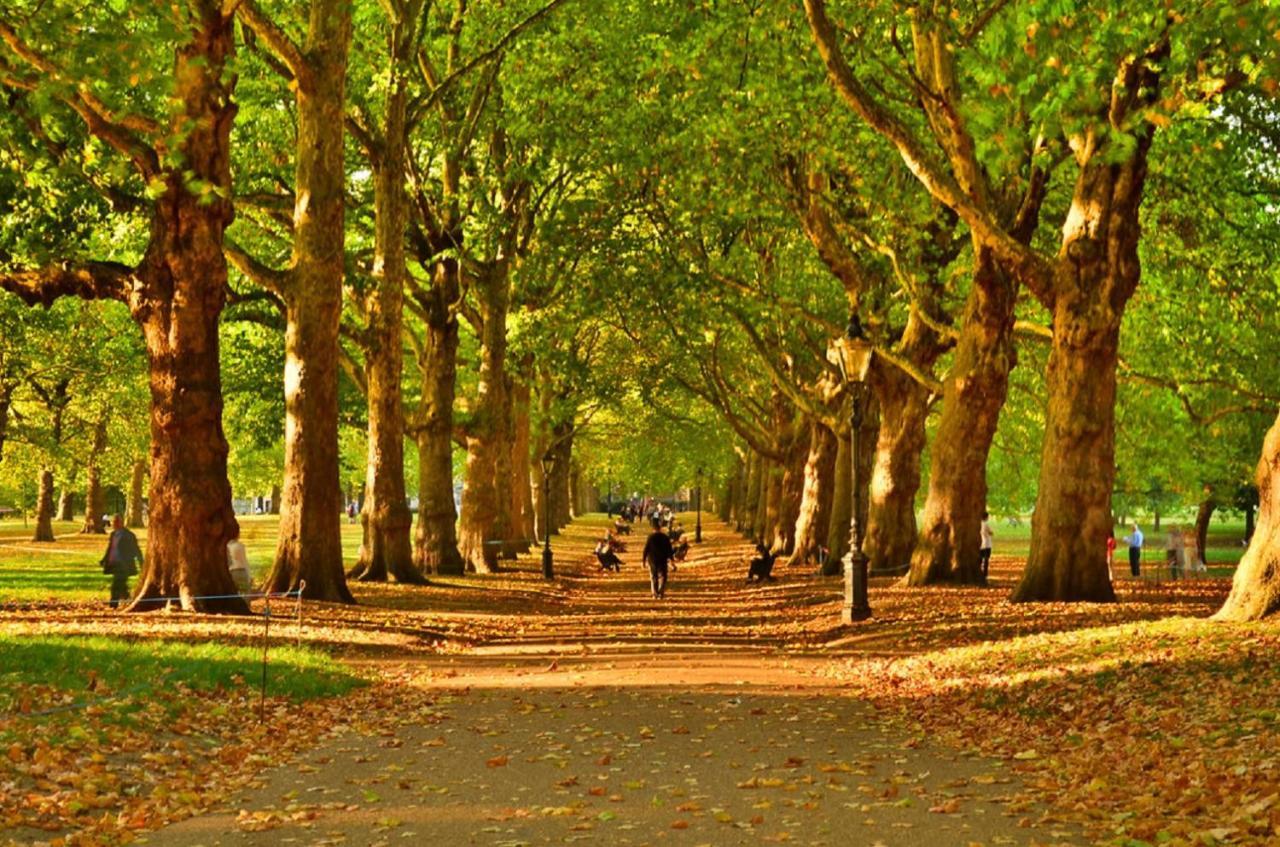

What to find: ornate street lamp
left=695, top=466, right=703, bottom=543
left=539, top=449, right=555, bottom=580
left=833, top=313, right=874, bottom=623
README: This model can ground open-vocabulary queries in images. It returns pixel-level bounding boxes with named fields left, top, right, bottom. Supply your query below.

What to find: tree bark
left=866, top=356, right=934, bottom=575
left=349, top=52, right=419, bottom=584
left=411, top=260, right=465, bottom=575
left=508, top=378, right=535, bottom=553
left=1013, top=82, right=1163, bottom=603
left=549, top=426, right=573, bottom=530
left=126, top=457, right=146, bottom=528
left=33, top=468, right=55, bottom=542
left=791, top=422, right=837, bottom=565
left=753, top=459, right=772, bottom=544
left=1194, top=495, right=1216, bottom=568
left=739, top=452, right=760, bottom=535
left=80, top=417, right=108, bottom=534
left=906, top=248, right=1015, bottom=586
left=1215, top=413, right=1280, bottom=620
left=824, top=431, right=851, bottom=575
left=772, top=424, right=809, bottom=555
left=269, top=484, right=280, bottom=515
left=458, top=267, right=513, bottom=573
left=262, top=0, right=354, bottom=603
left=56, top=476, right=76, bottom=523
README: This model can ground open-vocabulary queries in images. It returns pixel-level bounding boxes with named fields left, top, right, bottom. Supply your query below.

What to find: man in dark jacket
left=642, top=518, right=674, bottom=599
left=101, top=514, right=143, bottom=608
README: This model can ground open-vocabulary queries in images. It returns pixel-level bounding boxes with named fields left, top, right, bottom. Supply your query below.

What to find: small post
left=295, top=579, right=306, bottom=647
left=259, top=592, right=271, bottom=724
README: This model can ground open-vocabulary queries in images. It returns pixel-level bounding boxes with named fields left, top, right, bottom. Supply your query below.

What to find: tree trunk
left=866, top=315, right=942, bottom=575
left=458, top=267, right=512, bottom=573
left=906, top=249, right=1015, bottom=586
left=496, top=376, right=521, bottom=558
left=269, top=484, right=280, bottom=515
left=264, top=0, right=354, bottom=603
left=753, top=459, right=772, bottom=544
left=791, top=422, right=837, bottom=565
left=824, top=432, right=852, bottom=575
left=56, top=481, right=76, bottom=523
left=1194, top=496, right=1216, bottom=568
left=81, top=417, right=108, bottom=534
left=739, top=452, right=760, bottom=535
left=508, top=378, right=534, bottom=553
left=1246, top=504, right=1256, bottom=544
left=126, top=457, right=146, bottom=528
left=549, top=427, right=573, bottom=530
left=772, top=427, right=809, bottom=555
left=33, top=468, right=55, bottom=542
left=412, top=260, right=465, bottom=576
left=1215, top=413, right=1280, bottom=620
left=350, top=59, right=419, bottom=585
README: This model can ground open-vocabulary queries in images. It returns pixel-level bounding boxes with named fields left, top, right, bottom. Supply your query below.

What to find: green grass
left=0, top=633, right=362, bottom=717
left=0, top=515, right=366, bottom=604
left=988, top=514, right=1248, bottom=565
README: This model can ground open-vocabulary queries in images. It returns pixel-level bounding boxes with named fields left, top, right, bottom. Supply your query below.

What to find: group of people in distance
left=597, top=499, right=690, bottom=598
left=1118, top=522, right=1208, bottom=580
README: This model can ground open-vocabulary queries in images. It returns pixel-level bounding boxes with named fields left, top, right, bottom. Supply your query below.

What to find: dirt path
left=138, top=519, right=1079, bottom=847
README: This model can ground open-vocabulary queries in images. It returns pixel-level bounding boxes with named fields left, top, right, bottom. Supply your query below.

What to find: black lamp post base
left=842, top=549, right=871, bottom=624
left=542, top=546, right=554, bottom=580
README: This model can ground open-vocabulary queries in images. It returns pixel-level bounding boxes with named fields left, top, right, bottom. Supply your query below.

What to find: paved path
left=140, top=519, right=1079, bottom=847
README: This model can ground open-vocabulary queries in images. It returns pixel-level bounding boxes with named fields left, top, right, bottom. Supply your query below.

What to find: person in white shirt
left=979, top=511, right=994, bottom=582
left=226, top=524, right=252, bottom=594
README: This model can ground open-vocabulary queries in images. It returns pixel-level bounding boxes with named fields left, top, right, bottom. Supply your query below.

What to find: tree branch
left=0, top=262, right=134, bottom=307
left=224, top=240, right=289, bottom=296
left=235, top=0, right=311, bottom=87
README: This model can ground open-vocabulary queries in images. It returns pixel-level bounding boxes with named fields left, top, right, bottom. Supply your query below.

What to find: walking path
left=139, top=518, right=1079, bottom=846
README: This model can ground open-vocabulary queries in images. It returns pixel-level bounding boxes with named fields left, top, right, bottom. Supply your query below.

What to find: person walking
left=642, top=517, right=674, bottom=599
left=1124, top=523, right=1144, bottom=578
left=227, top=523, right=252, bottom=594
left=979, top=511, right=994, bottom=582
left=100, top=514, right=143, bottom=608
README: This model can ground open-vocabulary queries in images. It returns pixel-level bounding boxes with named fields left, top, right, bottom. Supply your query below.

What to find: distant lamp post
left=695, top=466, right=703, bottom=543
left=834, top=313, right=874, bottom=623
left=540, top=450, right=555, bottom=580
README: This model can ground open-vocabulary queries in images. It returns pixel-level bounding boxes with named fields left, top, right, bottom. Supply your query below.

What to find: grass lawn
left=989, top=514, right=1248, bottom=566
left=0, top=515, right=367, bottom=604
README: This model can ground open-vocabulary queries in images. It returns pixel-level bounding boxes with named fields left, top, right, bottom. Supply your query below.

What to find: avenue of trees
left=2, top=0, right=1279, bottom=619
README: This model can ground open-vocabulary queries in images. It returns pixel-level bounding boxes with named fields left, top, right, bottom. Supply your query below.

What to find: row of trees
left=1, top=1, right=1279, bottom=618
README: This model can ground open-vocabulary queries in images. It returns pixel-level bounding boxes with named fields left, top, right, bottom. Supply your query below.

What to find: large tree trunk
left=33, top=468, right=55, bottom=542
left=56, top=477, right=76, bottom=523
left=772, top=426, right=809, bottom=555
left=350, top=56, right=419, bottom=584
left=739, top=452, right=760, bottom=535
left=1216, top=413, right=1280, bottom=620
left=122, top=7, right=246, bottom=614
left=458, top=267, right=512, bottom=573
left=753, top=459, right=772, bottom=544
left=1013, top=109, right=1160, bottom=603
left=412, top=260, right=465, bottom=575
left=549, top=427, right=573, bottom=531
left=866, top=314, right=942, bottom=575
left=791, top=422, right=837, bottom=565
left=824, top=431, right=851, bottom=575
left=509, top=378, right=535, bottom=552
left=126, top=457, right=146, bottom=528
left=496, top=375, right=521, bottom=558
left=264, top=0, right=354, bottom=603
left=80, top=417, right=108, bottom=534
left=906, top=249, right=1015, bottom=586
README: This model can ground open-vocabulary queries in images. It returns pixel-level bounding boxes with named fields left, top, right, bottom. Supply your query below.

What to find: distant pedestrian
left=1124, top=523, right=1144, bottom=577
left=642, top=517, right=674, bottom=599
left=100, top=514, right=142, bottom=608
left=227, top=523, right=252, bottom=594
left=979, top=511, right=993, bottom=582
left=347, top=502, right=358, bottom=524
left=1106, top=528, right=1117, bottom=581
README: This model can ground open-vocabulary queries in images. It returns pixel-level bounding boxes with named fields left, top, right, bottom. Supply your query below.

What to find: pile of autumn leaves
left=834, top=616, right=1280, bottom=846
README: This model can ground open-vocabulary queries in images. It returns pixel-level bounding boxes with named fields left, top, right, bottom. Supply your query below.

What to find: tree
left=0, top=0, right=247, bottom=611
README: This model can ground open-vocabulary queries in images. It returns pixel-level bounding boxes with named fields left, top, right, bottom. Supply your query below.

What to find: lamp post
left=539, top=450, right=555, bottom=580
left=695, top=466, right=703, bottom=543
left=834, top=313, right=874, bottom=623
